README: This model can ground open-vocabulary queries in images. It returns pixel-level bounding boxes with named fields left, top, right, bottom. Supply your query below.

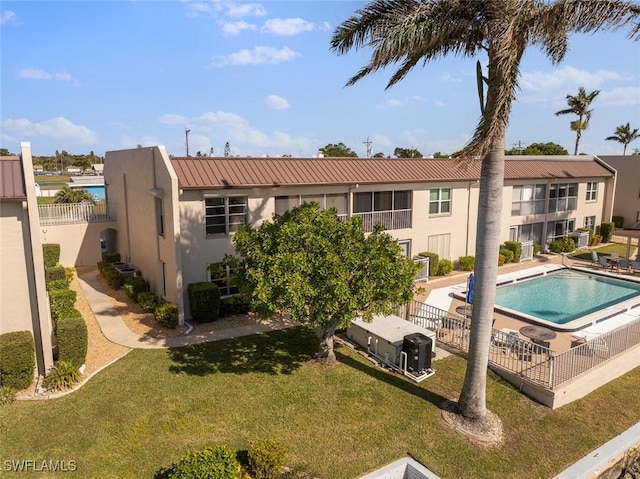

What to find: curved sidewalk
left=77, top=271, right=296, bottom=349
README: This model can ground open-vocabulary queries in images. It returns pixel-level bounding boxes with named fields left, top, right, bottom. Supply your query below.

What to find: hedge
left=458, top=256, right=475, bottom=271
left=219, top=296, right=251, bottom=317
left=499, top=248, right=514, bottom=263
left=102, top=264, right=123, bottom=290
left=42, top=244, right=60, bottom=267
left=188, top=282, right=220, bottom=323
left=138, top=292, right=159, bottom=312
left=45, top=266, right=66, bottom=283
left=437, top=259, right=453, bottom=276
left=248, top=439, right=287, bottom=479
left=49, top=289, right=77, bottom=312
left=0, top=331, right=35, bottom=390
left=56, top=316, right=88, bottom=368
left=417, top=251, right=439, bottom=277
left=502, top=241, right=522, bottom=263
left=155, top=302, right=179, bottom=329
left=124, top=276, right=149, bottom=302
left=612, top=216, right=624, bottom=229
left=102, top=252, right=121, bottom=263
left=160, top=445, right=240, bottom=479
left=46, top=279, right=69, bottom=291
left=600, top=222, right=615, bottom=243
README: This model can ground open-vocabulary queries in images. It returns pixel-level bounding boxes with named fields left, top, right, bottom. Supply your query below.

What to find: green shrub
left=56, top=316, right=88, bottom=368
left=549, top=240, right=563, bottom=253
left=498, top=254, right=506, bottom=266
left=45, top=266, right=66, bottom=283
left=65, top=267, right=75, bottom=282
left=0, top=386, right=17, bottom=406
left=418, top=251, right=439, bottom=277
left=219, top=296, right=251, bottom=317
left=188, top=282, right=221, bottom=323
left=42, top=244, right=61, bottom=267
left=51, top=306, right=82, bottom=331
left=591, top=234, right=602, bottom=245
left=124, top=276, right=149, bottom=301
left=155, top=302, right=179, bottom=329
left=436, top=259, right=453, bottom=276
left=138, top=292, right=159, bottom=312
left=102, top=264, right=123, bottom=290
left=458, top=256, right=475, bottom=271
left=161, top=444, right=240, bottom=479
left=97, top=261, right=110, bottom=274
left=499, top=248, right=514, bottom=263
left=502, top=241, right=522, bottom=263
left=612, top=215, right=624, bottom=229
left=549, top=237, right=576, bottom=253
left=42, top=361, right=81, bottom=391
left=248, top=439, right=287, bottom=479
left=49, top=288, right=76, bottom=311
left=533, top=244, right=540, bottom=255
left=599, top=222, right=615, bottom=243
left=0, top=331, right=35, bottom=390
left=46, top=279, right=69, bottom=291
left=102, top=252, right=121, bottom=263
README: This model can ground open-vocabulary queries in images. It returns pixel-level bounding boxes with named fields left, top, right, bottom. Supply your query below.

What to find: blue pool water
left=494, top=270, right=640, bottom=325
left=82, top=185, right=105, bottom=199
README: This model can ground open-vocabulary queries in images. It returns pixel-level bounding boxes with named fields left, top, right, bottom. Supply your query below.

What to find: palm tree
left=331, top=0, right=640, bottom=427
left=54, top=186, right=95, bottom=204
left=555, top=87, right=600, bottom=154
left=605, top=122, right=640, bottom=155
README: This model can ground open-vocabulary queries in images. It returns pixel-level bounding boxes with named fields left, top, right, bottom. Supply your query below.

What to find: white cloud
left=594, top=86, right=640, bottom=107
left=266, top=95, right=290, bottom=110
left=184, top=1, right=220, bottom=17
left=18, top=68, right=76, bottom=82
left=441, top=72, right=462, bottom=83
left=434, top=100, right=446, bottom=107
left=212, top=46, right=299, bottom=66
left=186, top=0, right=266, bottom=18
left=1, top=117, right=97, bottom=144
left=1, top=10, right=16, bottom=25
left=225, top=1, right=266, bottom=18
left=519, top=65, right=631, bottom=104
left=261, top=18, right=316, bottom=36
left=376, top=95, right=424, bottom=109
left=221, top=20, right=256, bottom=35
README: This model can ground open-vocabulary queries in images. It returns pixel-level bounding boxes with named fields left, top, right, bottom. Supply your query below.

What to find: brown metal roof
left=170, top=156, right=614, bottom=190
left=0, top=156, right=27, bottom=200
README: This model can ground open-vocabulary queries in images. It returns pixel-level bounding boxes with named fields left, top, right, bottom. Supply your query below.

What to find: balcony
left=38, top=200, right=114, bottom=226
left=353, top=209, right=412, bottom=232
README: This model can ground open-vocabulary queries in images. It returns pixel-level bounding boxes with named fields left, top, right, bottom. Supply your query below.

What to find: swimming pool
left=82, top=185, right=105, bottom=200
left=494, top=269, right=640, bottom=331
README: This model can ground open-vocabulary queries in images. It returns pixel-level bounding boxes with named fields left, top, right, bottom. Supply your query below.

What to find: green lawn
left=33, top=175, right=71, bottom=184
left=571, top=243, right=633, bottom=261
left=1, top=327, right=638, bottom=478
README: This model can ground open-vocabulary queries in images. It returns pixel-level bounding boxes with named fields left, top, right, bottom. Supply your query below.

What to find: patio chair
left=619, top=259, right=631, bottom=273
left=610, top=252, right=620, bottom=259
left=598, top=256, right=609, bottom=269
left=591, top=251, right=599, bottom=267
left=632, top=261, right=640, bottom=275
left=491, top=329, right=519, bottom=353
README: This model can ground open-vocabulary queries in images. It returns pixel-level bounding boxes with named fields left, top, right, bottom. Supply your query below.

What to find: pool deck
left=415, top=252, right=640, bottom=354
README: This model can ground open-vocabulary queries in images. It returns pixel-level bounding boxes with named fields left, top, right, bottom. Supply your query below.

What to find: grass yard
left=1, top=327, right=639, bottom=478
left=33, top=175, right=71, bottom=184
left=571, top=242, right=632, bottom=261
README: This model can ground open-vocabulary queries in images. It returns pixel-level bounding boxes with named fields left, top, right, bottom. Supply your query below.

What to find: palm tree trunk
left=457, top=140, right=505, bottom=420
left=574, top=130, right=580, bottom=155
left=623, top=144, right=627, bottom=155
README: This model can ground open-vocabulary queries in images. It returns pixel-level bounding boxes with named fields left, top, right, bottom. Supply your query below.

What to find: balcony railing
left=352, top=209, right=412, bottom=232
left=38, top=200, right=113, bottom=226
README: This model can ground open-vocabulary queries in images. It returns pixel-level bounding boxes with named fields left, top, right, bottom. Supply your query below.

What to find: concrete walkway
left=77, top=270, right=296, bottom=350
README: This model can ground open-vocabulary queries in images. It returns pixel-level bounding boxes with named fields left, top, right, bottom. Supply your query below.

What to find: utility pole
left=362, top=137, right=372, bottom=158
left=513, top=140, right=526, bottom=154
left=185, top=128, right=191, bottom=157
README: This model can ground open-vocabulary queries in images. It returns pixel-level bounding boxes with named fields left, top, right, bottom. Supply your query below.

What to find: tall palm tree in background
left=555, top=87, right=600, bottom=154
left=331, top=0, right=639, bottom=428
left=605, top=122, right=640, bottom=155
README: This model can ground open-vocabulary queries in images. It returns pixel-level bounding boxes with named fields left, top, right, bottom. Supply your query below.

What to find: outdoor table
left=519, top=325, right=557, bottom=342
left=605, top=256, right=621, bottom=271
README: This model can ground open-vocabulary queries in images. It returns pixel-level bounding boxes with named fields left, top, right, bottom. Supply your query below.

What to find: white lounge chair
left=591, top=251, right=599, bottom=267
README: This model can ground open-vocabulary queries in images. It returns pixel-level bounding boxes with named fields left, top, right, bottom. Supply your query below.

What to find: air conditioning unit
left=403, top=333, right=433, bottom=373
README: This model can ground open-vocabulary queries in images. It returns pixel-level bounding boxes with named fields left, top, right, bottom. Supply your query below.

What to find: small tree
left=229, top=203, right=420, bottom=365
left=54, top=186, right=95, bottom=204
left=319, top=142, right=358, bottom=157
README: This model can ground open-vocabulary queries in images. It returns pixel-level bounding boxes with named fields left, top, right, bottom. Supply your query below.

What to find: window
left=548, top=183, right=577, bottom=213
left=511, top=184, right=546, bottom=216
left=586, top=182, right=598, bottom=201
left=546, top=218, right=576, bottom=242
left=155, top=197, right=164, bottom=236
left=275, top=193, right=348, bottom=216
left=584, top=216, right=596, bottom=229
left=353, top=190, right=412, bottom=213
left=398, top=240, right=411, bottom=257
left=208, top=264, right=238, bottom=297
left=429, top=188, right=451, bottom=215
left=427, top=233, right=451, bottom=260
left=205, top=197, right=247, bottom=235
left=509, top=223, right=543, bottom=245
left=160, top=261, right=167, bottom=298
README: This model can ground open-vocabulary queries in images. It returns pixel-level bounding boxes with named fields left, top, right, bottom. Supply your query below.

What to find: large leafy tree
left=605, top=122, right=640, bottom=155
left=229, top=202, right=420, bottom=366
left=555, top=87, right=600, bottom=155
left=394, top=147, right=423, bottom=158
left=331, top=0, right=639, bottom=428
left=319, top=142, right=358, bottom=157
left=505, top=142, right=568, bottom=155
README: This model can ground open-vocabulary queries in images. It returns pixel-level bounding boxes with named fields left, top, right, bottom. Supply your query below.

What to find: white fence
left=520, top=241, right=534, bottom=262
left=413, top=256, right=430, bottom=282
left=38, top=200, right=112, bottom=226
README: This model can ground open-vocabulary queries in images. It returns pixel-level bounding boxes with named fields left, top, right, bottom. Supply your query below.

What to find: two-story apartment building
left=104, top=147, right=615, bottom=324
left=598, top=155, right=640, bottom=229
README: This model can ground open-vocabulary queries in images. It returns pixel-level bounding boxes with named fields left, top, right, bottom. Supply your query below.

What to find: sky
left=1, top=1, right=640, bottom=159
